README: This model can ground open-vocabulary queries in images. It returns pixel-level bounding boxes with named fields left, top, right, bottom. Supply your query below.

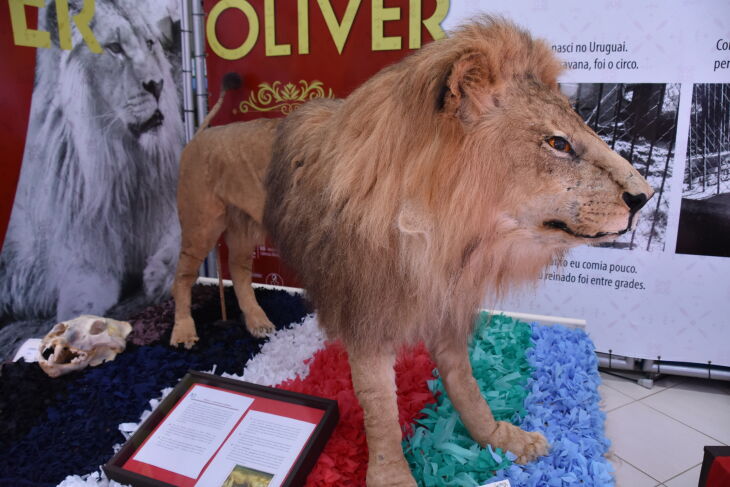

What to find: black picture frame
left=698, top=445, right=730, bottom=487
left=103, top=370, right=339, bottom=487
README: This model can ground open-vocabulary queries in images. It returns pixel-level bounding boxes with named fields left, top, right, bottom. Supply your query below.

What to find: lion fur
left=170, top=114, right=280, bottom=347
left=265, top=19, right=568, bottom=351
left=264, top=18, right=653, bottom=483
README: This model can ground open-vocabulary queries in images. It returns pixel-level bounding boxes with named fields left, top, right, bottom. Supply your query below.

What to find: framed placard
left=104, top=371, right=339, bottom=487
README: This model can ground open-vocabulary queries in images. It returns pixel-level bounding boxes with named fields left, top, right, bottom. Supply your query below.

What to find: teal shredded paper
left=404, top=314, right=613, bottom=487
left=403, top=312, right=534, bottom=486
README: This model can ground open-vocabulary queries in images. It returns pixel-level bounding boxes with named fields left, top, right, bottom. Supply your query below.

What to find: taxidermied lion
left=170, top=75, right=277, bottom=348
left=265, top=18, right=653, bottom=486
left=0, top=0, right=183, bottom=321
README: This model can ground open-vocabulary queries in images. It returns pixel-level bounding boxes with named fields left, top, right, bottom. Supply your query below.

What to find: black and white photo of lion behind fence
left=561, top=83, right=680, bottom=251
left=676, top=83, right=730, bottom=258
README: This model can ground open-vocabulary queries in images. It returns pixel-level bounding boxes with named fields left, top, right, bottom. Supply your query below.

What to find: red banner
left=0, top=1, right=36, bottom=248
left=202, top=0, right=448, bottom=286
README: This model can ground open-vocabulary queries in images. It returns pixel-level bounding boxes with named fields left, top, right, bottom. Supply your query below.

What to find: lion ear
left=440, top=52, right=501, bottom=124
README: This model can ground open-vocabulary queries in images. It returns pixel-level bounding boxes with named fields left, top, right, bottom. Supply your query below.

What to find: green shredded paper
left=403, top=312, right=533, bottom=486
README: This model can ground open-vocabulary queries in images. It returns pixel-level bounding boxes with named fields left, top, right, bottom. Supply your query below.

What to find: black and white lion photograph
left=560, top=82, right=680, bottom=252
left=0, top=0, right=184, bottom=357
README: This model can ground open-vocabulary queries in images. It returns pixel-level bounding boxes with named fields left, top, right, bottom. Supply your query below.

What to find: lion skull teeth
left=38, top=315, right=132, bottom=378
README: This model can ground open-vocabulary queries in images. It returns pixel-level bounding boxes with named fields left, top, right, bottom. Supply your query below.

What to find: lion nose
left=622, top=192, right=649, bottom=214
left=143, top=79, right=164, bottom=101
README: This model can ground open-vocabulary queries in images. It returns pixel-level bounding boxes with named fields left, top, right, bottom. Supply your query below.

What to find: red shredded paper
left=278, top=341, right=437, bottom=486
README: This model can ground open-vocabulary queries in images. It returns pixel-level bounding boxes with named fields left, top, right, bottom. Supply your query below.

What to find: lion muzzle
left=129, top=109, right=165, bottom=137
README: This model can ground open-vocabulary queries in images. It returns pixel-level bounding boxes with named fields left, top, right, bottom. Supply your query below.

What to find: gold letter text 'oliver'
left=207, top=0, right=259, bottom=60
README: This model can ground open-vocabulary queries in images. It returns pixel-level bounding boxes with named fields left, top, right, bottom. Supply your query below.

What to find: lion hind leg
left=171, top=198, right=226, bottom=349
left=225, top=211, right=274, bottom=338
left=348, top=344, right=417, bottom=487
left=428, top=336, right=549, bottom=464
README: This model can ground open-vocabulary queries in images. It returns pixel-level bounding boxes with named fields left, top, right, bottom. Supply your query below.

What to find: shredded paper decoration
left=0, top=289, right=612, bottom=487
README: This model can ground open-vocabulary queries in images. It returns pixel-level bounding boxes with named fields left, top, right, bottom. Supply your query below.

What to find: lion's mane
left=0, top=0, right=183, bottom=320
left=265, top=19, right=565, bottom=349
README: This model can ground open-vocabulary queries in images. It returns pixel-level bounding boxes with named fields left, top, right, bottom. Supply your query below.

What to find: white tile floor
left=600, top=371, right=730, bottom=486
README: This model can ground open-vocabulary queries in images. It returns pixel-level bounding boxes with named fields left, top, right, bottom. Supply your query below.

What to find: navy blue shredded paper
left=0, top=286, right=309, bottom=487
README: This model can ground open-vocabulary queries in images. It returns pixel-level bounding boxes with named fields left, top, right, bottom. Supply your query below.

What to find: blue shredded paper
left=485, top=323, right=614, bottom=486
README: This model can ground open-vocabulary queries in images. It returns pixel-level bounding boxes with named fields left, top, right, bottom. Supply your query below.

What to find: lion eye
left=546, top=136, right=574, bottom=154
left=106, top=42, right=124, bottom=55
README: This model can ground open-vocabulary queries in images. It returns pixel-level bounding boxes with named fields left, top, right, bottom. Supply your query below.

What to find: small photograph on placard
left=561, top=82, right=680, bottom=252
left=221, top=465, right=273, bottom=487
left=677, top=83, right=730, bottom=258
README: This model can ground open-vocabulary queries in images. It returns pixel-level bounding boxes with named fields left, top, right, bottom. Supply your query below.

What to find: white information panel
left=445, top=0, right=730, bottom=365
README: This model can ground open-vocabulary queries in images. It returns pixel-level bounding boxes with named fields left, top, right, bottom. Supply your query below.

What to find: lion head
left=395, top=19, right=655, bottom=249
left=89, top=1, right=177, bottom=142
left=36, top=0, right=183, bottom=168
left=301, top=18, right=656, bottom=301
left=460, top=62, right=655, bottom=245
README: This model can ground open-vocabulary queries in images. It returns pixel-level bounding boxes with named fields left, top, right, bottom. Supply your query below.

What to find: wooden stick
left=216, top=243, right=227, bottom=321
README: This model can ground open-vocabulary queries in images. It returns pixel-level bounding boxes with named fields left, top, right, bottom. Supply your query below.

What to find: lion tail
left=194, top=72, right=242, bottom=136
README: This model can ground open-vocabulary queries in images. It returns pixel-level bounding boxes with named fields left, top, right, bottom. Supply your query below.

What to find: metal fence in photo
left=675, top=83, right=730, bottom=259
left=561, top=83, right=680, bottom=252
left=684, top=83, right=730, bottom=199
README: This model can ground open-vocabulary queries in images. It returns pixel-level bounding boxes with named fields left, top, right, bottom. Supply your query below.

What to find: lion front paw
left=170, top=318, right=199, bottom=349
left=243, top=309, right=276, bottom=338
left=491, top=421, right=549, bottom=464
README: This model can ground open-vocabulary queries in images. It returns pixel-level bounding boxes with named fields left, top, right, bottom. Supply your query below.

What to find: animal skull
left=38, top=315, right=132, bottom=378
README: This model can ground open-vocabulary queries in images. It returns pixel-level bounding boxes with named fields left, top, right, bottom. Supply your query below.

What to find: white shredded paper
left=56, top=470, right=128, bottom=487
left=223, top=314, right=326, bottom=386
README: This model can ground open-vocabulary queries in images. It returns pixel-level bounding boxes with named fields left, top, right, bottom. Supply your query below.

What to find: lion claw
left=246, top=320, right=276, bottom=338
left=244, top=313, right=276, bottom=338
left=488, top=421, right=550, bottom=465
left=512, top=429, right=550, bottom=464
left=170, top=332, right=199, bottom=349
left=170, top=318, right=199, bottom=349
